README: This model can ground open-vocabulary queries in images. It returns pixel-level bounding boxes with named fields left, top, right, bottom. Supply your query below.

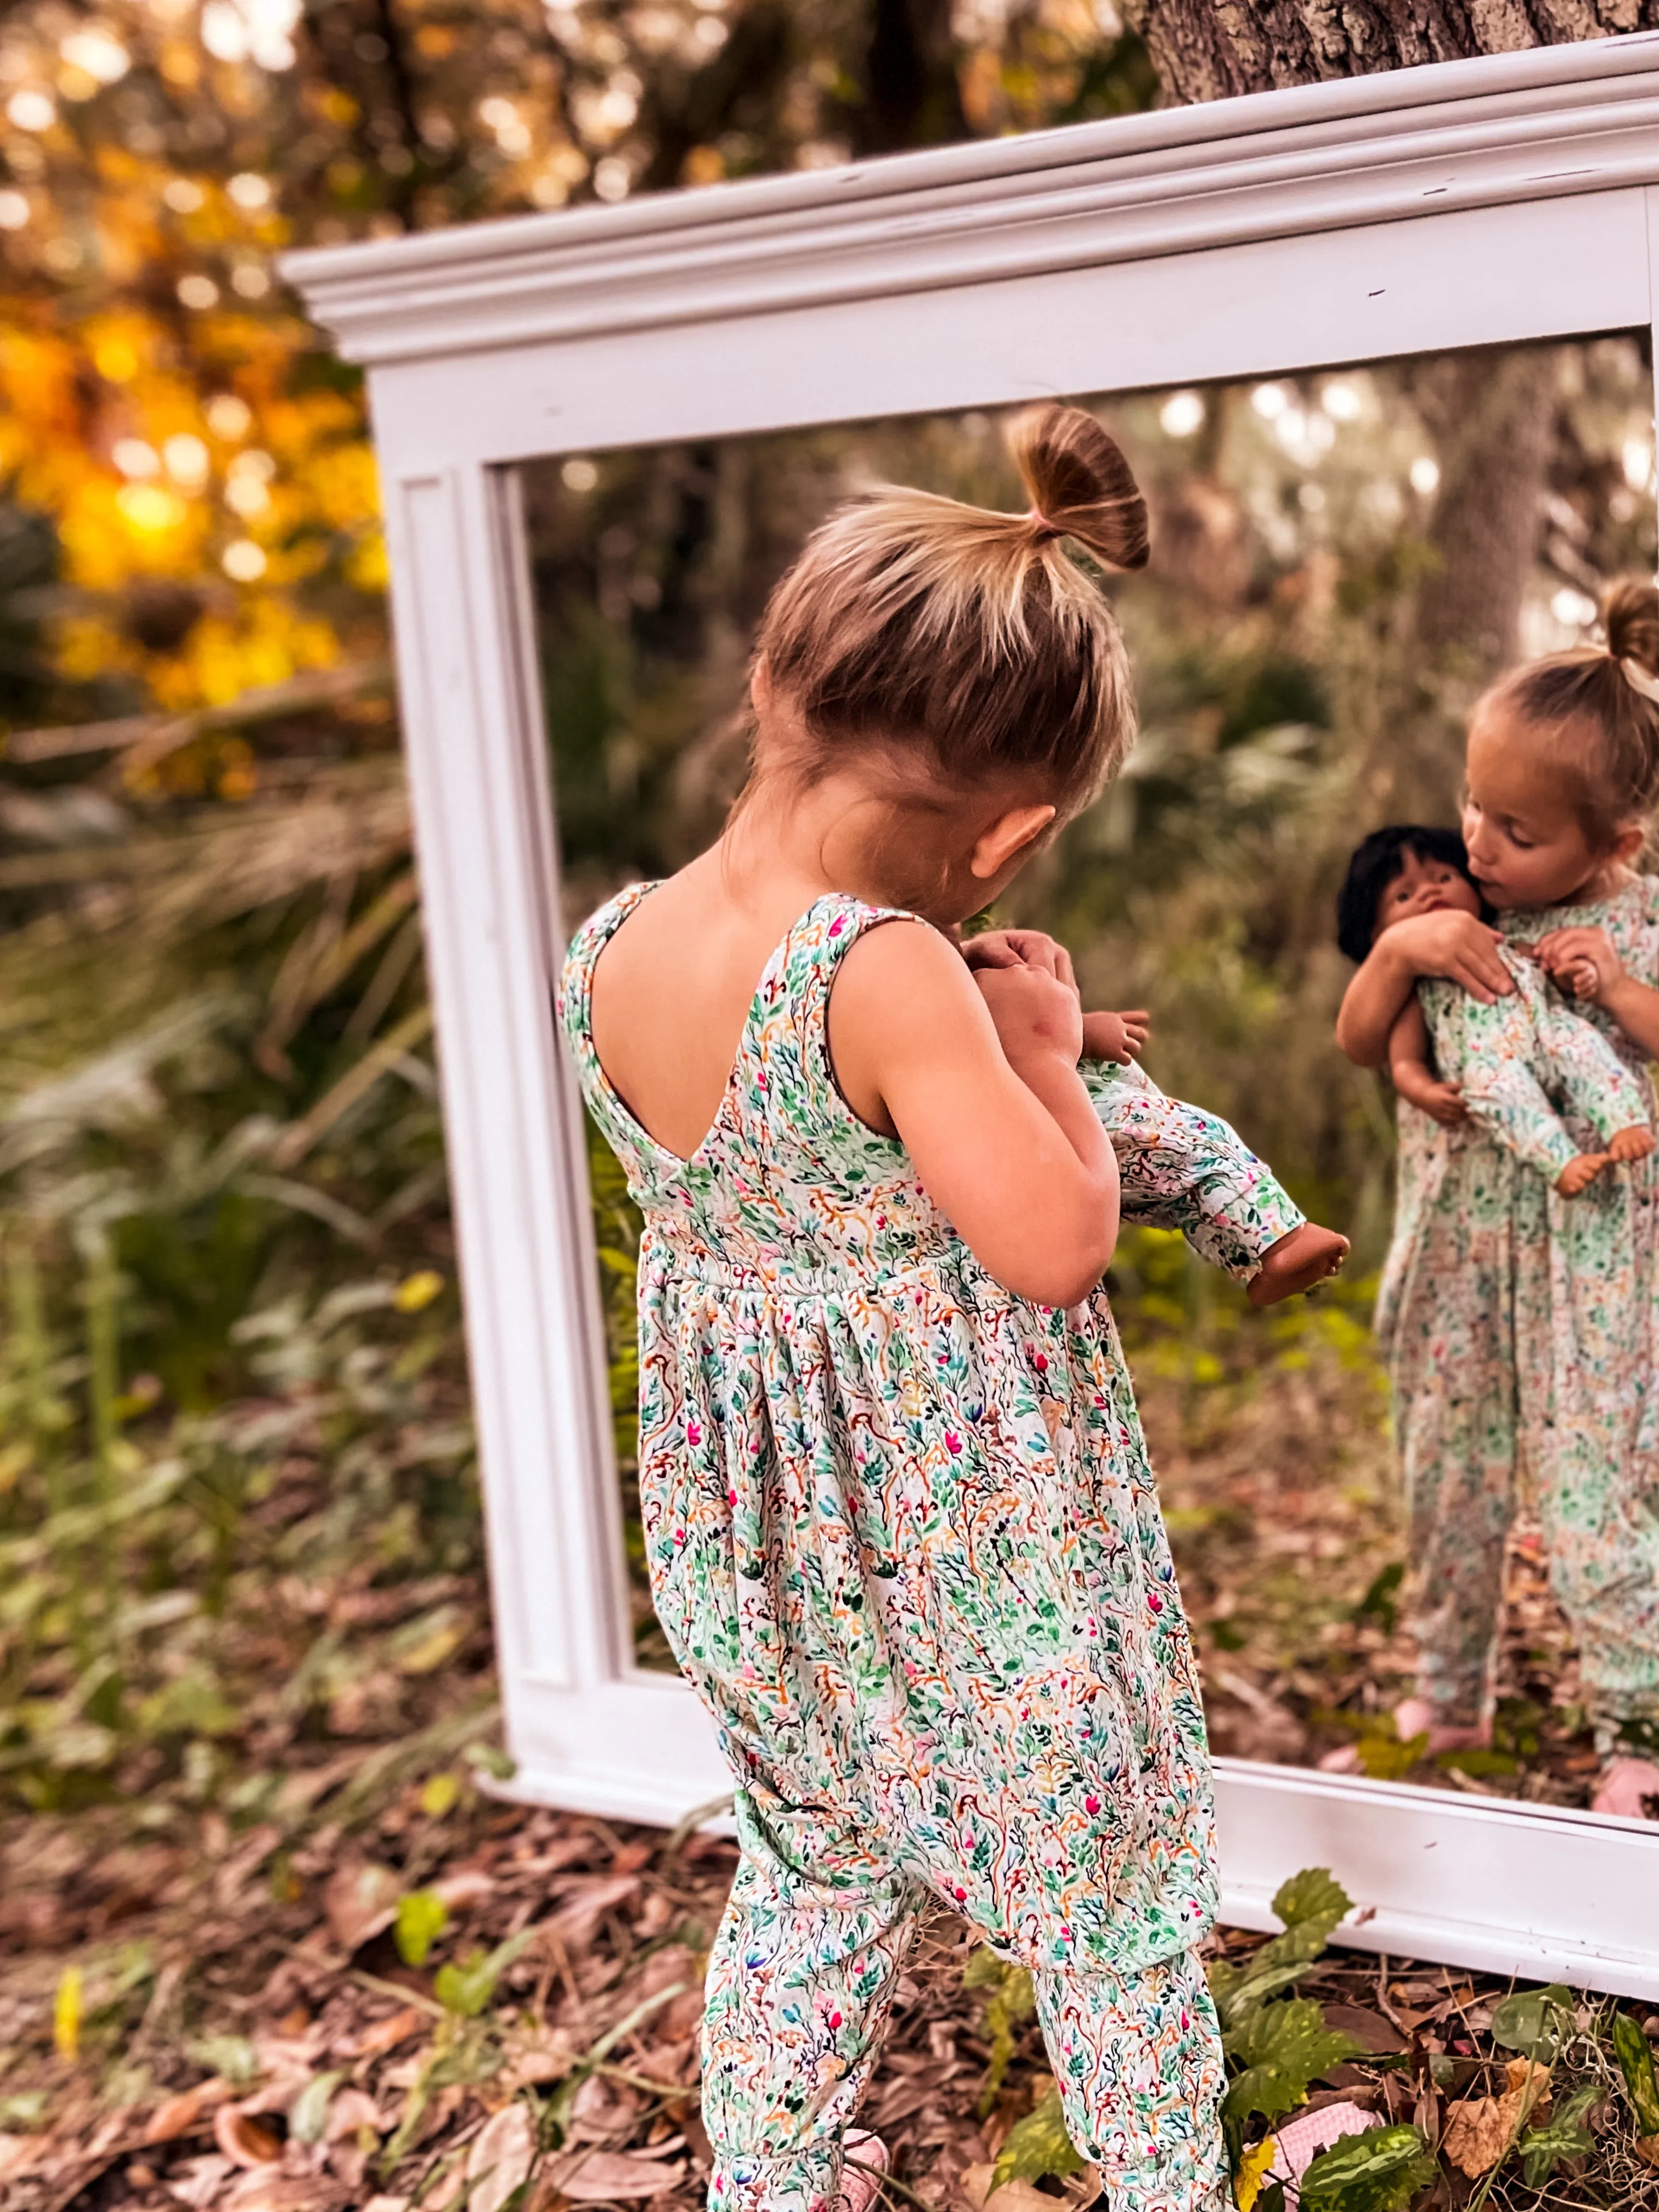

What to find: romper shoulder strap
left=558, top=882, right=659, bottom=1169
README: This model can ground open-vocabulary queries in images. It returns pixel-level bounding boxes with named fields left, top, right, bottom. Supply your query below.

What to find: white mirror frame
left=286, top=35, right=1659, bottom=1998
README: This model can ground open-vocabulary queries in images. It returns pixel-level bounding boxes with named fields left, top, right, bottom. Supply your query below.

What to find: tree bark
left=1119, top=0, right=1657, bottom=107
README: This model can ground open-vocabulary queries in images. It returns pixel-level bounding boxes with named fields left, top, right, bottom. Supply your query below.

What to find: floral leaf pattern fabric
left=1419, top=948, right=1653, bottom=1183
left=1379, top=880, right=1659, bottom=1741
left=1084, top=1060, right=1305, bottom=1282
left=561, top=884, right=1225, bottom=2212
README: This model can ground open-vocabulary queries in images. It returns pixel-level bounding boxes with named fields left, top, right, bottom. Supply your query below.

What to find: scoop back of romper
left=561, top=883, right=1216, bottom=1974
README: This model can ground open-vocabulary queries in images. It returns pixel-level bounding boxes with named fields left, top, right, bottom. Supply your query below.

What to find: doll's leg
left=1032, top=1949, right=1227, bottom=2212
left=1080, top=1063, right=1305, bottom=1281
left=703, top=1791, right=923, bottom=2212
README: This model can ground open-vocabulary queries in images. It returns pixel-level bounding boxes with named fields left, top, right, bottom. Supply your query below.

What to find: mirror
left=525, top=331, right=1659, bottom=1799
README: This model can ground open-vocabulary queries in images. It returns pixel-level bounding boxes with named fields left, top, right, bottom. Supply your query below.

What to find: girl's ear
left=970, top=803, right=1057, bottom=881
left=1611, top=820, right=1648, bottom=868
left=750, top=654, right=772, bottom=714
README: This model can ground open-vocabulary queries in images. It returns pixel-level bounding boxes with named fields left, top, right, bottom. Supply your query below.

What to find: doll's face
left=1373, top=847, right=1484, bottom=939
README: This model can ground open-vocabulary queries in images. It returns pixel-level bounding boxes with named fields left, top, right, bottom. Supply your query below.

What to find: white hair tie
left=1620, top=656, right=1659, bottom=705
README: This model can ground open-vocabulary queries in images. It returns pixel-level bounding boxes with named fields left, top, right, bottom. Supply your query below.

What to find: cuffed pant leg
left=703, top=1790, right=922, bottom=2212
left=1032, top=1946, right=1228, bottom=2212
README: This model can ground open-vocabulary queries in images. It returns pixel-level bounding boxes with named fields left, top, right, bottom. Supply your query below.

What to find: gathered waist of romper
left=639, top=1223, right=966, bottom=1302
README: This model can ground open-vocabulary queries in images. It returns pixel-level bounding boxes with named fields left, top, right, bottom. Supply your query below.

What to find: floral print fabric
left=1419, top=949, right=1653, bottom=1183
left=1378, top=879, right=1659, bottom=1739
left=561, top=884, right=1223, bottom=2212
left=1085, top=1060, right=1305, bottom=1282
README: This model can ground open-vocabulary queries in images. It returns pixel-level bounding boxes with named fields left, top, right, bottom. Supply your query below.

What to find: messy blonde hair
left=753, top=404, right=1148, bottom=816
left=1482, top=578, right=1659, bottom=846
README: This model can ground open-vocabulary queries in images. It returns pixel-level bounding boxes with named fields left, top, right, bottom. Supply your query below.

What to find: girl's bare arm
left=831, top=922, right=1118, bottom=1308
left=1534, top=926, right=1659, bottom=1060
left=1336, top=911, right=1511, bottom=1068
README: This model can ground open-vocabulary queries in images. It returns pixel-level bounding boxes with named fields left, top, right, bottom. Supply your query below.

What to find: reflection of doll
left=1336, top=825, right=1656, bottom=1195
left=1079, top=1009, right=1350, bottom=1304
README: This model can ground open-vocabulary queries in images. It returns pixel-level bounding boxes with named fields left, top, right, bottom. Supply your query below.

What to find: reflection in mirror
left=529, top=338, right=1659, bottom=1793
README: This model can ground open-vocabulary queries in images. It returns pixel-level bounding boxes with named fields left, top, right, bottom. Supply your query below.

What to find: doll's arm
left=1387, top=1000, right=1468, bottom=1126
left=1081, top=1061, right=1305, bottom=1280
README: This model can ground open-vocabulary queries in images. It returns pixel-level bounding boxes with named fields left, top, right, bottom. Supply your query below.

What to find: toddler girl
left=1336, top=583, right=1659, bottom=1818
left=1335, top=822, right=1655, bottom=1195
left=562, top=407, right=1227, bottom=2212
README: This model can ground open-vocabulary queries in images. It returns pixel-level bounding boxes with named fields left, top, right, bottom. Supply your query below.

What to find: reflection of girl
left=562, top=408, right=1228, bottom=2212
left=1337, top=583, right=1659, bottom=1819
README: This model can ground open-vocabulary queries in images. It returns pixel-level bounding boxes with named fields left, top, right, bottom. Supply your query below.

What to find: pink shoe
left=1592, top=1756, right=1659, bottom=1819
left=840, top=2132, right=890, bottom=2212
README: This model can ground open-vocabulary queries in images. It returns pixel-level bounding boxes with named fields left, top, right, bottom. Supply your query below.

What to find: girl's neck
left=719, top=766, right=959, bottom=922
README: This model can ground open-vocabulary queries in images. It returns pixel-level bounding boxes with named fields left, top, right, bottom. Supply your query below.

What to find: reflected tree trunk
left=1119, top=1, right=1659, bottom=106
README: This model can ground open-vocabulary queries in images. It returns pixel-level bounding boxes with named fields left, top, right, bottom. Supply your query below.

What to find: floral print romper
left=562, top=887, right=1235, bottom=2212
left=1379, top=879, right=1659, bottom=1745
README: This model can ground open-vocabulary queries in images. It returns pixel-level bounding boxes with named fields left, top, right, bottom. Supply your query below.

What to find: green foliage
left=1221, top=1998, right=1362, bottom=2128
left=1517, top=2083, right=1600, bottom=2188
left=395, top=1889, right=451, bottom=1969
left=1209, top=1869, right=1353, bottom=2029
left=963, top=1949, right=1037, bottom=2116
left=1612, top=2011, right=1659, bottom=2134
left=1297, top=2124, right=1436, bottom=2211
left=991, top=2086, right=1085, bottom=2191
left=435, top=1929, right=536, bottom=2019
left=1490, top=1984, right=1576, bottom=2064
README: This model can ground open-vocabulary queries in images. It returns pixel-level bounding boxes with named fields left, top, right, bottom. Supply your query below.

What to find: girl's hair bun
left=1011, top=403, right=1150, bottom=573
left=1604, top=576, right=1659, bottom=675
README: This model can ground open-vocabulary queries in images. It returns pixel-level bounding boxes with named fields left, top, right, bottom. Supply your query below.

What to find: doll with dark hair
left=1336, top=823, right=1654, bottom=1195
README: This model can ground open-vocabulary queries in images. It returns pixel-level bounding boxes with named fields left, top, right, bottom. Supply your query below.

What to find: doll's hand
left=1392, top=1060, right=1468, bottom=1125
left=1081, top=1009, right=1150, bottom=1062
left=961, top=928, right=1076, bottom=988
left=1532, top=926, right=1622, bottom=1006
left=974, top=960, right=1084, bottom=1071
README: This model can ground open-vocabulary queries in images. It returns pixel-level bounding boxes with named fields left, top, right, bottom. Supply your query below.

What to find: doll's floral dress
left=562, top=885, right=1226, bottom=2212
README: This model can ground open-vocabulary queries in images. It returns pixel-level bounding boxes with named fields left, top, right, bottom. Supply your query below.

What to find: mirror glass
left=528, top=335, right=1659, bottom=1797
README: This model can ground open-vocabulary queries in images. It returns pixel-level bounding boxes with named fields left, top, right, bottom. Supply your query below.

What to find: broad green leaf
left=1271, top=1869, right=1352, bottom=1939
left=288, top=2069, right=345, bottom=2145
left=991, top=2086, right=1084, bottom=2191
left=1223, top=2063, right=1316, bottom=2131
left=434, top=1927, right=534, bottom=2017
left=395, top=1888, right=450, bottom=1968
left=420, top=1771, right=461, bottom=1819
left=1518, top=2083, right=1599, bottom=2188
left=1297, top=2124, right=1435, bottom=2212
left=1491, top=1984, right=1575, bottom=2063
left=187, top=2033, right=259, bottom=2090
left=1612, top=2013, right=1659, bottom=2135
left=1211, top=1957, right=1318, bottom=2029
left=1223, top=1996, right=1363, bottom=2085
left=1356, top=1733, right=1429, bottom=1781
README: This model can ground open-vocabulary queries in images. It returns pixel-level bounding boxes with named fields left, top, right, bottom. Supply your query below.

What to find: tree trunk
left=1119, top=0, right=1658, bottom=108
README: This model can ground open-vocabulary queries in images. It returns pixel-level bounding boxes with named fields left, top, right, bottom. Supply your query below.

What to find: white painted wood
left=285, top=37, right=1659, bottom=1995
left=360, top=189, right=1650, bottom=473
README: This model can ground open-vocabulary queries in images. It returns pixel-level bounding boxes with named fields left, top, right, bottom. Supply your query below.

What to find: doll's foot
left=1555, top=1153, right=1609, bottom=1196
left=840, top=2132, right=890, bottom=2212
left=1248, top=1223, right=1351, bottom=1307
left=1395, top=1697, right=1491, bottom=1755
left=1607, top=1125, right=1656, bottom=1163
left=1592, top=1756, right=1659, bottom=1819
